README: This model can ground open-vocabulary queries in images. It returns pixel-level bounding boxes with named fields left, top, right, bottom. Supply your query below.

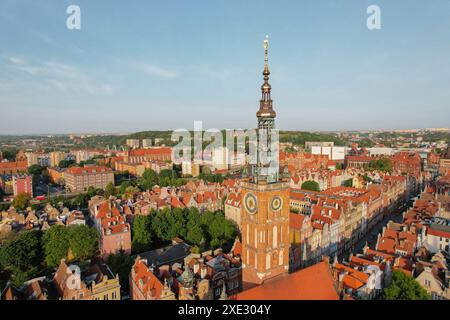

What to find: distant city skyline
left=1, top=0, right=450, bottom=134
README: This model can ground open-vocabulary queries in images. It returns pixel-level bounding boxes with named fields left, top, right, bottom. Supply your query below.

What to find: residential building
left=0, top=161, right=28, bottom=175
left=89, top=200, right=132, bottom=258
left=182, top=161, right=200, bottom=177
left=12, top=175, right=33, bottom=197
left=124, top=147, right=172, bottom=164
left=65, top=166, right=114, bottom=193
left=224, top=192, right=241, bottom=229
left=126, top=139, right=140, bottom=149
left=50, top=151, right=67, bottom=167
left=1, top=260, right=120, bottom=300
left=142, top=139, right=153, bottom=149
left=423, top=217, right=450, bottom=254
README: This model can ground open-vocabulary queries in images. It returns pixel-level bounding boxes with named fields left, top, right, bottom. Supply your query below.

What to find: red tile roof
left=236, top=261, right=339, bottom=300
left=66, top=165, right=112, bottom=175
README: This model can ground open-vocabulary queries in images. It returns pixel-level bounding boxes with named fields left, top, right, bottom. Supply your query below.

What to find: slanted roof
left=236, top=261, right=339, bottom=300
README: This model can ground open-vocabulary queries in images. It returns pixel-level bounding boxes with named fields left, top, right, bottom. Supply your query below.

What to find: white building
left=142, top=139, right=152, bottom=149
left=367, top=147, right=394, bottom=157
left=212, top=146, right=229, bottom=171
left=182, top=161, right=200, bottom=177
left=423, top=218, right=450, bottom=254
left=126, top=139, right=140, bottom=149
left=311, top=146, right=346, bottom=161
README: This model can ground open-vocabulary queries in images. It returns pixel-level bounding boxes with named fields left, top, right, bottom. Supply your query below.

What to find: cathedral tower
left=241, top=37, right=291, bottom=286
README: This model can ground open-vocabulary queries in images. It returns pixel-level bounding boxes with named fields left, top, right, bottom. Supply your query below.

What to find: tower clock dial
left=244, top=193, right=258, bottom=214
left=270, top=196, right=283, bottom=212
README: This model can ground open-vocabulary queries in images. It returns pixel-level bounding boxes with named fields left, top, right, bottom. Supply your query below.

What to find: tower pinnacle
left=257, top=35, right=276, bottom=118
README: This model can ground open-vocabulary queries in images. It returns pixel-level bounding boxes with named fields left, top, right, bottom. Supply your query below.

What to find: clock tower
left=241, top=37, right=291, bottom=286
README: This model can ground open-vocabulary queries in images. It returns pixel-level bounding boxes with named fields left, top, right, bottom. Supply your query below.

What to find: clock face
left=244, top=193, right=258, bottom=214
left=270, top=196, right=283, bottom=212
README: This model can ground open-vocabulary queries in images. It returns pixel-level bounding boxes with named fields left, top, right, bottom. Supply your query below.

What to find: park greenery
left=383, top=270, right=431, bottom=300
left=0, top=230, right=43, bottom=287
left=0, top=224, right=98, bottom=287
left=279, top=131, right=347, bottom=147
left=131, top=207, right=238, bottom=254
left=367, top=157, right=393, bottom=173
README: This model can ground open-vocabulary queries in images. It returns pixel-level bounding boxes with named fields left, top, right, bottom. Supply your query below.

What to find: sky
left=0, top=0, right=450, bottom=134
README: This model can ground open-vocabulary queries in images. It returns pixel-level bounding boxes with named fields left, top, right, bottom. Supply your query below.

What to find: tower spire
left=257, top=35, right=276, bottom=118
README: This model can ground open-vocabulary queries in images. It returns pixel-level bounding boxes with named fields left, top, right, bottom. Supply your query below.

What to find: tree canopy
left=384, top=270, right=431, bottom=300
left=343, top=178, right=353, bottom=187
left=104, top=182, right=117, bottom=198
left=12, top=192, right=32, bottom=210
left=67, top=225, right=98, bottom=261
left=106, top=250, right=133, bottom=295
left=0, top=230, right=43, bottom=287
left=58, top=159, right=76, bottom=168
left=131, top=207, right=238, bottom=253
left=367, top=158, right=393, bottom=173
left=301, top=180, right=321, bottom=192
left=43, top=225, right=98, bottom=267
left=28, top=164, right=45, bottom=175
left=137, top=169, right=186, bottom=191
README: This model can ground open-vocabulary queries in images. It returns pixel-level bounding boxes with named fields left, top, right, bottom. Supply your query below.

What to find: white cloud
left=6, top=57, right=112, bottom=94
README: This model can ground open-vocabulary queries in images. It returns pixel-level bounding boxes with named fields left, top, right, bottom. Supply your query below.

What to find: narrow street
left=341, top=191, right=421, bottom=260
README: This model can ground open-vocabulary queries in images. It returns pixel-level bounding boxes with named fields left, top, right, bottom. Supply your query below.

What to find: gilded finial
left=263, top=35, right=269, bottom=50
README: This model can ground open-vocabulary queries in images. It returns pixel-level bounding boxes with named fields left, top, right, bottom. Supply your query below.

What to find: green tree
left=28, top=164, right=44, bottom=175
left=152, top=208, right=178, bottom=241
left=301, top=180, right=321, bottom=192
left=0, top=230, right=43, bottom=287
left=72, top=193, right=89, bottom=208
left=336, top=163, right=344, bottom=170
left=132, top=215, right=152, bottom=253
left=186, top=225, right=204, bottom=246
left=343, top=178, right=353, bottom=187
left=368, top=158, right=393, bottom=173
left=384, top=270, right=431, bottom=300
left=58, top=159, right=76, bottom=168
left=118, top=181, right=132, bottom=195
left=86, top=186, right=97, bottom=198
left=172, top=208, right=187, bottom=239
left=123, top=186, right=139, bottom=200
left=12, top=192, right=31, bottom=210
left=105, top=182, right=117, bottom=198
left=42, top=225, right=70, bottom=267
left=106, top=250, right=134, bottom=295
left=139, top=169, right=158, bottom=190
left=68, top=225, right=98, bottom=261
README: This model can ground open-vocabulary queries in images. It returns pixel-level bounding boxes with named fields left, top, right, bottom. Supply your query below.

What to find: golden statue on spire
left=263, top=35, right=270, bottom=78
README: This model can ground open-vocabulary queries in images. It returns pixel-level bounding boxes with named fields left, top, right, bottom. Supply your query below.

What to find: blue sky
left=0, top=0, right=450, bottom=134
